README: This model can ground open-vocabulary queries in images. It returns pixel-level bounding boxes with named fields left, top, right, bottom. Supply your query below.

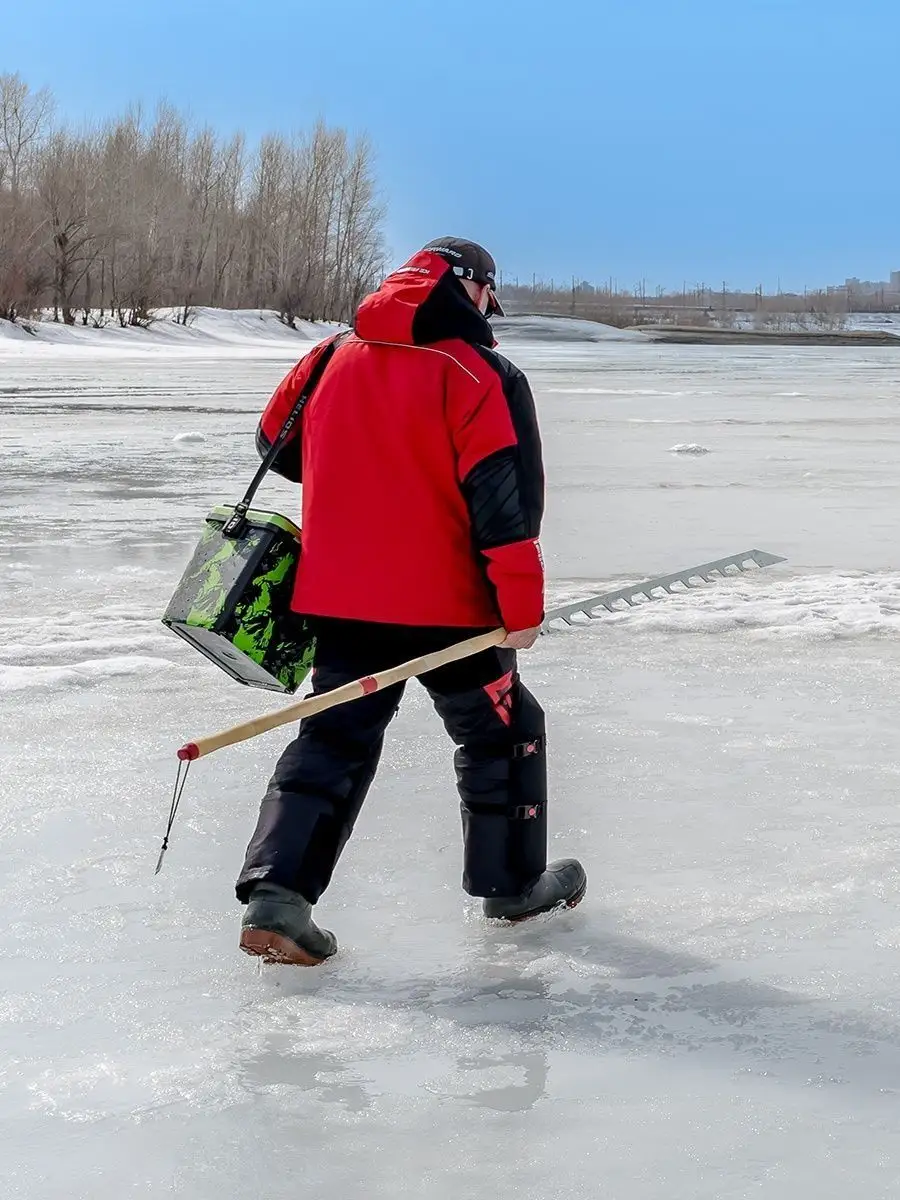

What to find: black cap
left=421, top=237, right=504, bottom=316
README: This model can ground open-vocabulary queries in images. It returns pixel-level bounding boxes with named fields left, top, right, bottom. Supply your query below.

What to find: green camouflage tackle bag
left=161, top=339, right=339, bottom=693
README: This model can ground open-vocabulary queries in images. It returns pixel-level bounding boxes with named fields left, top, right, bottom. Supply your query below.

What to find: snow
left=0, top=306, right=342, bottom=357
left=493, top=314, right=649, bottom=342
left=4, top=324, right=900, bottom=1198
left=669, top=442, right=712, bottom=455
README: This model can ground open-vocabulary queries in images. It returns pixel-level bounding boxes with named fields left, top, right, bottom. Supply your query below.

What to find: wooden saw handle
left=177, top=628, right=507, bottom=761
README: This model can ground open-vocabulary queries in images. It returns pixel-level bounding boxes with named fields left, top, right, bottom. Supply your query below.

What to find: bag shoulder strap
left=222, top=335, right=343, bottom=538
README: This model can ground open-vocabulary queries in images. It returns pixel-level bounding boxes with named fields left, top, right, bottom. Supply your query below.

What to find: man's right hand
left=500, top=626, right=541, bottom=650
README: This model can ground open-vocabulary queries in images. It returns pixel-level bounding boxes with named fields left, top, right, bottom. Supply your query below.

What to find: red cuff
left=482, top=540, right=545, bottom=632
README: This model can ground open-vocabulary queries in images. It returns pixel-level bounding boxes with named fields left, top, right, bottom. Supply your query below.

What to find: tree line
left=504, top=272, right=900, bottom=328
left=500, top=277, right=899, bottom=330
left=0, top=73, right=385, bottom=328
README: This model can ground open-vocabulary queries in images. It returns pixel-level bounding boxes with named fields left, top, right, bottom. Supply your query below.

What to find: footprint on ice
left=669, top=443, right=711, bottom=455
left=172, top=432, right=206, bottom=446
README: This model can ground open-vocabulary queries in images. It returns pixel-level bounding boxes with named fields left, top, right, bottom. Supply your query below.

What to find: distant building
left=845, top=277, right=887, bottom=296
left=836, top=271, right=900, bottom=298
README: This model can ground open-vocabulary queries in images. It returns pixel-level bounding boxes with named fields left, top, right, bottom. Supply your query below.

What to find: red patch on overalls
left=483, top=670, right=514, bottom=726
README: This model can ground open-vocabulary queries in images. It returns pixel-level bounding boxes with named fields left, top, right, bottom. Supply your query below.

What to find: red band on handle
left=359, top=676, right=378, bottom=695
left=177, top=743, right=200, bottom=761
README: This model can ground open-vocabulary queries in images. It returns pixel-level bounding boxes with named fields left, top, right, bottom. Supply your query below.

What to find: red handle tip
left=177, top=743, right=200, bottom=761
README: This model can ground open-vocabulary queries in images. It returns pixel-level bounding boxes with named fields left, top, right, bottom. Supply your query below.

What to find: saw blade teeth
left=542, top=549, right=786, bottom=630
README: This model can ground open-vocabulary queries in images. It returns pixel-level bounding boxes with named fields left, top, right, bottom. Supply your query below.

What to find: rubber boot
left=239, top=882, right=337, bottom=966
left=483, top=858, right=587, bottom=922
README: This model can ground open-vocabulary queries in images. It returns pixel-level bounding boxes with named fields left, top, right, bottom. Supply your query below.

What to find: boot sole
left=239, top=927, right=329, bottom=966
left=491, top=877, right=588, bottom=924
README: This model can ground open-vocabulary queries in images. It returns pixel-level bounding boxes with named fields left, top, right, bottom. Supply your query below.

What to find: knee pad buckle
left=511, top=802, right=545, bottom=820
left=512, top=735, right=545, bottom=759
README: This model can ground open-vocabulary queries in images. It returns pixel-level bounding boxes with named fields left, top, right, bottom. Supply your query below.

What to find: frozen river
left=3, top=329, right=900, bottom=1198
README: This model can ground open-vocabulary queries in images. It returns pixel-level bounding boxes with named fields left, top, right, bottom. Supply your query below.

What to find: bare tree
left=173, top=126, right=246, bottom=323
left=0, top=188, right=46, bottom=321
left=0, top=72, right=53, bottom=195
left=35, top=131, right=102, bottom=324
left=329, top=135, right=384, bottom=320
left=205, top=133, right=245, bottom=310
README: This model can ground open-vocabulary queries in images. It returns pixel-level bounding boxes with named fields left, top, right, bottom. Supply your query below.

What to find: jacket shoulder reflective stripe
left=354, top=338, right=483, bottom=385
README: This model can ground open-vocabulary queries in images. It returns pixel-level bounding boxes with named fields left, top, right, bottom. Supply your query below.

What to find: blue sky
left=3, top=0, right=898, bottom=291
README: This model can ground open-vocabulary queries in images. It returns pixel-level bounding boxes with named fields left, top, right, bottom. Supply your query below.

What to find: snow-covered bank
left=0, top=306, right=342, bottom=357
left=493, top=314, right=648, bottom=342
left=0, top=307, right=644, bottom=358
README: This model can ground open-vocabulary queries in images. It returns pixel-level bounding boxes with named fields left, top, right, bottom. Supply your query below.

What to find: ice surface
left=4, top=326, right=900, bottom=1198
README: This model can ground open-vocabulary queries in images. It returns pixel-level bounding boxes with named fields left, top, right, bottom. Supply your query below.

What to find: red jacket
left=256, top=250, right=545, bottom=631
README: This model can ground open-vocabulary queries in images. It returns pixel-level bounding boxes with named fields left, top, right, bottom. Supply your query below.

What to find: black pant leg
left=422, top=649, right=548, bottom=899
left=236, top=622, right=405, bottom=904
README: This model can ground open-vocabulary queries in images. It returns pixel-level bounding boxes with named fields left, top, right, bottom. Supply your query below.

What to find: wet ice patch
left=2, top=561, right=35, bottom=584
left=546, top=387, right=688, bottom=396
left=0, top=655, right=178, bottom=692
left=0, top=633, right=173, bottom=665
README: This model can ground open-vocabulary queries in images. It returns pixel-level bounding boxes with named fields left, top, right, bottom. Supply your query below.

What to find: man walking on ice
left=237, top=238, right=586, bottom=964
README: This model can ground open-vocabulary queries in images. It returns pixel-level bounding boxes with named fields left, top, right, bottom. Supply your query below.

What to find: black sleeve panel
left=461, top=447, right=528, bottom=549
left=470, top=346, right=544, bottom=537
left=255, top=423, right=302, bottom=483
